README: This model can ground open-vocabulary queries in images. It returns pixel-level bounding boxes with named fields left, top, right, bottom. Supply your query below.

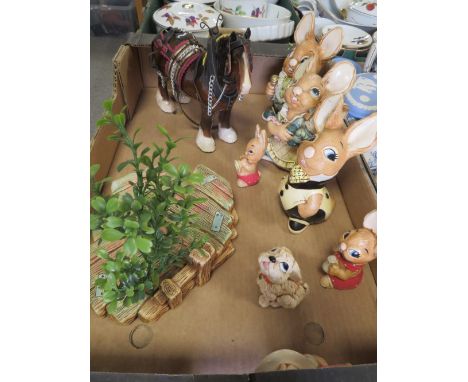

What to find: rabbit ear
left=322, top=61, right=356, bottom=95
left=289, top=260, right=302, bottom=282
left=319, top=27, right=343, bottom=60
left=294, top=13, right=315, bottom=44
left=260, top=129, right=267, bottom=148
left=343, top=113, right=377, bottom=159
left=255, top=124, right=260, bottom=138
left=313, top=94, right=342, bottom=133
left=363, top=209, right=377, bottom=235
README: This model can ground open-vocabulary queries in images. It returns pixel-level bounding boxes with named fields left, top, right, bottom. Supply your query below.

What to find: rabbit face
left=258, top=247, right=300, bottom=284
left=297, top=128, right=348, bottom=179
left=282, top=61, right=356, bottom=121
left=244, top=124, right=267, bottom=164
left=339, top=228, right=376, bottom=265
left=284, top=74, right=324, bottom=116
left=244, top=139, right=264, bottom=163
left=282, top=13, right=343, bottom=80
left=283, top=40, right=320, bottom=80
left=297, top=113, right=377, bottom=179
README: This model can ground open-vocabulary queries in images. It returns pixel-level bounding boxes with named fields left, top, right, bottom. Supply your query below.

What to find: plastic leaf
left=102, top=228, right=125, bottom=242
left=91, top=196, right=106, bottom=213
left=136, top=237, right=152, bottom=254
left=90, top=164, right=100, bottom=178
left=162, top=163, right=178, bottom=177
left=106, top=198, right=119, bottom=214
left=123, top=237, right=137, bottom=256
left=105, top=216, right=123, bottom=229
left=96, top=248, right=110, bottom=260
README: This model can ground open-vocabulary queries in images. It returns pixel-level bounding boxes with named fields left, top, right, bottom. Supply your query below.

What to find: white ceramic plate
left=153, top=3, right=221, bottom=32
left=322, top=24, right=372, bottom=49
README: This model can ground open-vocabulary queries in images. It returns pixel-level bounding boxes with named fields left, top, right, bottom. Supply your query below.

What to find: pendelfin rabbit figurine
left=263, top=62, right=356, bottom=171
left=234, top=124, right=267, bottom=187
left=320, top=210, right=377, bottom=290
left=265, top=13, right=343, bottom=113
left=279, top=112, right=377, bottom=234
left=257, top=247, right=309, bottom=309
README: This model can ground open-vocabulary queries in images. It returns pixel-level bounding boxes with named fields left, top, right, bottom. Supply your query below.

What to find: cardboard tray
left=90, top=33, right=377, bottom=377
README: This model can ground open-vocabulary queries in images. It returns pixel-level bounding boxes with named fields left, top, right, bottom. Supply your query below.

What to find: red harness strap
left=177, top=51, right=202, bottom=88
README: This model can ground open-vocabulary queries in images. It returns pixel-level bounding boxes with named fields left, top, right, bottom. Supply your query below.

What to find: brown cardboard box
left=90, top=33, right=376, bottom=377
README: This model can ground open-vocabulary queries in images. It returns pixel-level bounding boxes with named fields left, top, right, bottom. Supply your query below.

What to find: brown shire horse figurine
left=151, top=23, right=253, bottom=153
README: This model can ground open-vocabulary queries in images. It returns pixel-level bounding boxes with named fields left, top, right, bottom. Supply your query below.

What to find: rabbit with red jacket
left=320, top=210, right=377, bottom=290
left=278, top=105, right=377, bottom=234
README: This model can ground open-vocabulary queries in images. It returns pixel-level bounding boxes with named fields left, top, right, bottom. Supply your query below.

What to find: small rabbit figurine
left=257, top=247, right=309, bottom=309
left=265, top=13, right=343, bottom=113
left=320, top=210, right=377, bottom=290
left=279, top=112, right=377, bottom=233
left=234, top=124, right=267, bottom=187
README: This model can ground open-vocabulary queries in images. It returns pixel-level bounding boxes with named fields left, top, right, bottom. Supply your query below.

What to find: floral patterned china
left=153, top=3, right=221, bottom=32
left=219, top=0, right=268, bottom=18
left=321, top=24, right=372, bottom=49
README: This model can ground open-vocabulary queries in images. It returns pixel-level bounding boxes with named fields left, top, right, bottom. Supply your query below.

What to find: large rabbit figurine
left=257, top=247, right=309, bottom=309
left=320, top=210, right=377, bottom=290
left=264, top=62, right=356, bottom=171
left=265, top=13, right=343, bottom=113
left=279, top=112, right=377, bottom=234
left=234, top=124, right=267, bottom=187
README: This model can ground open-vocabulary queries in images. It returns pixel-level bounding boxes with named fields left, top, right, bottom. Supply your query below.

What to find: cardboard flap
left=113, top=44, right=144, bottom=119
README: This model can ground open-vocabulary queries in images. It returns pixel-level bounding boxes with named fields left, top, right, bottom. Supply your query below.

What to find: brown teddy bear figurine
left=257, top=247, right=309, bottom=309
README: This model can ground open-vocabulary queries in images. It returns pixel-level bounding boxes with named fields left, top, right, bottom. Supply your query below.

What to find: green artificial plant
left=91, top=99, right=207, bottom=314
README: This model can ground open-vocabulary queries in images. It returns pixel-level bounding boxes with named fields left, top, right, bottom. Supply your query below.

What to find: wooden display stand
left=90, top=165, right=239, bottom=325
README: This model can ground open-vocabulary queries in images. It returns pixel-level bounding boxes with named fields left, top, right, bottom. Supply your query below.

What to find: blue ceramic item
left=344, top=72, right=377, bottom=119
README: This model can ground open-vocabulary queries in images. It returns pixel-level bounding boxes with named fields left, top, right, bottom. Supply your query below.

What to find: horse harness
left=151, top=28, right=248, bottom=125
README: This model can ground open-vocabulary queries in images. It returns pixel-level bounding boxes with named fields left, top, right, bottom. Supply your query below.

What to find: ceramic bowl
left=214, top=1, right=291, bottom=28
left=153, top=2, right=221, bottom=34
left=219, top=0, right=268, bottom=18
left=248, top=20, right=294, bottom=41
left=346, top=1, right=376, bottom=27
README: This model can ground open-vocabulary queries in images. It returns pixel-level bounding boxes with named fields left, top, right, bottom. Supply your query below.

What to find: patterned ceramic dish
left=248, top=20, right=294, bottom=41
left=346, top=1, right=376, bottom=27
left=316, top=0, right=376, bottom=33
left=214, top=1, right=291, bottom=28
left=219, top=0, right=268, bottom=19
left=153, top=3, right=221, bottom=33
left=321, top=24, right=372, bottom=49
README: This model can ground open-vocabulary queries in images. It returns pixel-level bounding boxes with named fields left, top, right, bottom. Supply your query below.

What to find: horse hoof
left=156, top=89, right=176, bottom=113
left=218, top=127, right=238, bottom=144
left=178, top=92, right=191, bottom=104
left=196, top=129, right=215, bottom=153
